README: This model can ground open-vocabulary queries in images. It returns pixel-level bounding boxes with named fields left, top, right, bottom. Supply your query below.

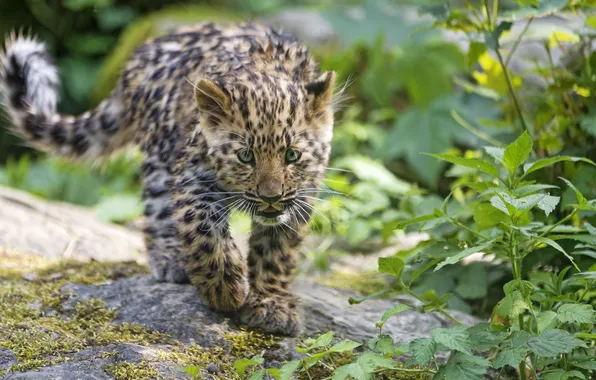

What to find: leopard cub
left=0, top=23, right=336, bottom=336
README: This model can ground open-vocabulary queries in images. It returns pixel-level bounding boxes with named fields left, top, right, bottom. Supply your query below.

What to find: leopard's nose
left=259, top=194, right=282, bottom=204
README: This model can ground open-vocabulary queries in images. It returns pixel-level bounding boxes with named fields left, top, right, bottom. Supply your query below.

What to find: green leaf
left=330, top=340, right=361, bottom=353
left=527, top=329, right=584, bottom=357
left=503, top=279, right=534, bottom=298
left=503, top=131, right=533, bottom=174
left=502, top=0, right=568, bottom=20
left=409, top=338, right=436, bottom=366
left=537, top=195, right=560, bottom=216
left=536, top=237, right=580, bottom=272
left=431, top=326, right=473, bottom=355
left=436, top=360, right=486, bottom=380
left=435, top=240, right=496, bottom=271
left=455, top=262, right=488, bottom=299
left=63, top=0, right=112, bottom=11
left=496, top=291, right=530, bottom=319
left=234, top=355, right=264, bottom=376
left=332, top=363, right=368, bottom=380
left=512, top=0, right=540, bottom=6
left=267, top=368, right=280, bottom=380
left=347, top=219, right=373, bottom=246
left=357, top=351, right=396, bottom=370
left=312, top=331, right=334, bottom=348
left=386, top=96, right=471, bottom=186
left=378, top=257, right=405, bottom=279
left=369, top=334, right=395, bottom=355
left=550, top=234, right=596, bottom=247
left=468, top=323, right=505, bottom=351
left=278, top=360, right=301, bottom=380
left=571, top=360, right=596, bottom=370
left=396, top=213, right=441, bottom=229
left=579, top=112, right=596, bottom=137
left=333, top=351, right=396, bottom=380
left=183, top=365, right=201, bottom=376
left=490, top=195, right=516, bottom=216
left=452, top=353, right=490, bottom=367
left=510, top=331, right=531, bottom=349
left=485, top=21, right=513, bottom=50
left=474, top=203, right=509, bottom=230
left=335, top=155, right=411, bottom=195
left=523, top=156, right=596, bottom=176
left=249, top=368, right=266, bottom=380
left=560, top=177, right=587, bottom=205
left=516, top=184, right=559, bottom=196
left=556, top=304, right=596, bottom=325
left=484, top=146, right=505, bottom=163
left=467, top=41, right=487, bottom=70
left=376, top=304, right=410, bottom=330
left=394, top=42, right=465, bottom=107
left=492, top=347, right=528, bottom=369
left=424, top=153, right=499, bottom=176
left=537, top=311, right=558, bottom=333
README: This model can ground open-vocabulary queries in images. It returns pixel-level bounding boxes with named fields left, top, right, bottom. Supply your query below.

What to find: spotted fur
left=0, top=23, right=336, bottom=336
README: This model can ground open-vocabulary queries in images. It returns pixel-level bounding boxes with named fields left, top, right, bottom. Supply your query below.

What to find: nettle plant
left=393, top=132, right=596, bottom=379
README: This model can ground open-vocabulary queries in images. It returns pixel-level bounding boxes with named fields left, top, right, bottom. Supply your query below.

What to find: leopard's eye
left=237, top=150, right=254, bottom=164
left=285, top=148, right=301, bottom=164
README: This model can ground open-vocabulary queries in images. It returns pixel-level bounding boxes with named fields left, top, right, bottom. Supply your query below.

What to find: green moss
left=223, top=329, right=280, bottom=357
left=0, top=368, right=6, bottom=377
left=314, top=270, right=397, bottom=296
left=0, top=251, right=164, bottom=374
left=104, top=361, right=162, bottom=380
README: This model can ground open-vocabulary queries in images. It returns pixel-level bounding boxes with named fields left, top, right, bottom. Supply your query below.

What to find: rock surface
left=0, top=188, right=480, bottom=379
left=0, top=186, right=145, bottom=263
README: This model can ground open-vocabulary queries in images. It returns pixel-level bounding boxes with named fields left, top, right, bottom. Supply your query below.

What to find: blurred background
left=0, top=0, right=594, bottom=317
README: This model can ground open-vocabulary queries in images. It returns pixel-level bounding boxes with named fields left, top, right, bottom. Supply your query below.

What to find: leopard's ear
left=194, top=79, right=230, bottom=120
left=305, top=71, right=336, bottom=112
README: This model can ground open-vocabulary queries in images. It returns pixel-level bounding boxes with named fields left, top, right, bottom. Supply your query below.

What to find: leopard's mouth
left=256, top=206, right=283, bottom=218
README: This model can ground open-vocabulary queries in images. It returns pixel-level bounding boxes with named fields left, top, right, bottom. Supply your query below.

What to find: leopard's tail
left=0, top=34, right=132, bottom=159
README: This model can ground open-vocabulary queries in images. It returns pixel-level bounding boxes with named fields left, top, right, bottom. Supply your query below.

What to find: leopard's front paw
left=238, top=293, right=302, bottom=337
left=197, top=275, right=249, bottom=312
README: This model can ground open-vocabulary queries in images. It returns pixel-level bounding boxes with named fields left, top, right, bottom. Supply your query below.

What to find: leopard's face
left=195, top=72, right=335, bottom=226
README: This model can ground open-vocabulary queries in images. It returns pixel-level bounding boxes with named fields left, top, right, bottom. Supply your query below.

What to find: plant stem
left=492, top=0, right=500, bottom=28
left=539, top=210, right=576, bottom=238
left=508, top=231, right=520, bottom=280
left=404, top=288, right=464, bottom=326
left=495, top=48, right=530, bottom=137
left=506, top=17, right=534, bottom=67
left=519, top=358, right=528, bottom=380
left=451, top=109, right=505, bottom=147
left=306, top=369, right=313, bottom=380
left=484, top=0, right=493, bottom=29
left=373, top=367, right=437, bottom=374
left=450, top=217, right=490, bottom=241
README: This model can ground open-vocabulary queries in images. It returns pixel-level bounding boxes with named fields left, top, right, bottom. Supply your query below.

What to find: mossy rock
left=0, top=248, right=477, bottom=379
left=92, top=5, right=243, bottom=104
left=0, top=188, right=479, bottom=379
